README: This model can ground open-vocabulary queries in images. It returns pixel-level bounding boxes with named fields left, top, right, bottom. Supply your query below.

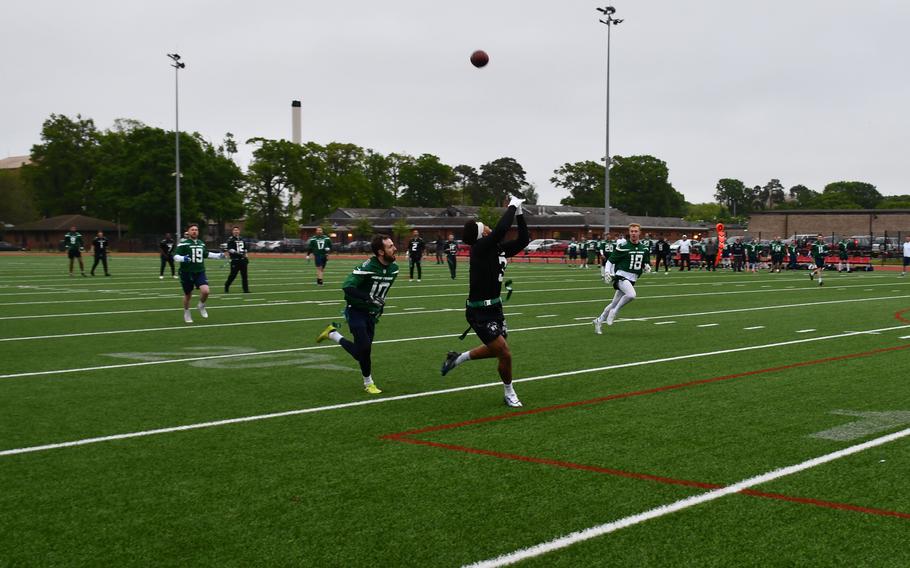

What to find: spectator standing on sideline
left=788, top=241, right=799, bottom=270
left=731, top=238, right=746, bottom=272
left=770, top=237, right=785, bottom=273
left=704, top=238, right=718, bottom=271
left=224, top=226, right=250, bottom=293
left=677, top=234, right=692, bottom=271
left=90, top=230, right=111, bottom=276
left=568, top=238, right=579, bottom=267
left=654, top=236, right=670, bottom=273
left=435, top=235, right=445, bottom=264
left=160, top=233, right=177, bottom=279
left=407, top=229, right=426, bottom=281
left=901, top=236, right=910, bottom=277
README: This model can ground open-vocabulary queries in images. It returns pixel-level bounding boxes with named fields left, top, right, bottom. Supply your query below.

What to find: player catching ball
left=440, top=196, right=530, bottom=407
left=173, top=223, right=225, bottom=323
left=594, top=223, right=651, bottom=334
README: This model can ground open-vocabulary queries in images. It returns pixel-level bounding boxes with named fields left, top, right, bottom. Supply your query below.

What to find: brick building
left=305, top=205, right=709, bottom=244
left=748, top=209, right=910, bottom=239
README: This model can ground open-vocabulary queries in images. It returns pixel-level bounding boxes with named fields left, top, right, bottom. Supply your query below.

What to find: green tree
left=479, top=157, right=530, bottom=206
left=398, top=154, right=455, bottom=206
left=822, top=181, right=882, bottom=209
left=244, top=138, right=304, bottom=239
left=877, top=195, right=910, bottom=209
left=353, top=217, right=374, bottom=239
left=22, top=114, right=101, bottom=216
left=391, top=218, right=412, bottom=248
left=477, top=204, right=500, bottom=228
left=684, top=202, right=730, bottom=223
left=609, top=155, right=686, bottom=217
left=0, top=169, right=39, bottom=224
left=522, top=184, right=539, bottom=205
left=714, top=178, right=749, bottom=216
left=758, top=179, right=786, bottom=209
left=454, top=164, right=483, bottom=205
left=788, top=184, right=818, bottom=207
left=553, top=160, right=604, bottom=207
left=363, top=150, right=396, bottom=208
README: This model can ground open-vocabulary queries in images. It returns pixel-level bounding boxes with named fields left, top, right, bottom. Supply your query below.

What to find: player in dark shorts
left=159, top=233, right=176, bottom=279
left=224, top=226, right=250, bottom=293
left=809, top=235, right=827, bottom=286
left=173, top=223, right=225, bottom=323
left=653, top=237, right=670, bottom=272
left=90, top=230, right=111, bottom=276
left=444, top=233, right=459, bottom=279
left=407, top=229, right=426, bottom=281
left=306, top=227, right=332, bottom=286
left=63, top=226, right=86, bottom=277
left=440, top=196, right=530, bottom=407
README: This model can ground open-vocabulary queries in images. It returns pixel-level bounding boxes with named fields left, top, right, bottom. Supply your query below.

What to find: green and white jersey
left=639, top=238, right=652, bottom=253
left=586, top=240, right=599, bottom=257
left=770, top=241, right=785, bottom=255
left=601, top=239, right=616, bottom=255
left=63, top=232, right=83, bottom=251
left=568, top=241, right=578, bottom=254
left=308, top=235, right=332, bottom=259
left=838, top=240, right=850, bottom=253
left=342, top=256, right=399, bottom=316
left=175, top=238, right=209, bottom=274
left=811, top=242, right=828, bottom=258
left=608, top=240, right=651, bottom=282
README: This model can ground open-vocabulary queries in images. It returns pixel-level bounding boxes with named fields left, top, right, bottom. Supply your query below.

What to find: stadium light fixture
left=596, top=6, right=623, bottom=235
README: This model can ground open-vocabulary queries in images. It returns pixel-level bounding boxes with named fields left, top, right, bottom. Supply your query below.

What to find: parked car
left=872, top=236, right=897, bottom=256
left=539, top=240, right=570, bottom=254
left=0, top=241, right=24, bottom=252
left=341, top=240, right=372, bottom=253
left=524, top=239, right=558, bottom=253
left=276, top=238, right=306, bottom=253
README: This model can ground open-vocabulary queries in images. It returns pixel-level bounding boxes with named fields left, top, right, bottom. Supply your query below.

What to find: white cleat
left=198, top=305, right=208, bottom=319
left=593, top=318, right=603, bottom=335
left=606, top=309, right=617, bottom=326
left=183, top=312, right=193, bottom=324
left=159, top=275, right=163, bottom=280
left=504, top=392, right=523, bottom=408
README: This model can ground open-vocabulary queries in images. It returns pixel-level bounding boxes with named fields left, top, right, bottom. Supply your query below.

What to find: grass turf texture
left=1, top=255, right=909, bottom=566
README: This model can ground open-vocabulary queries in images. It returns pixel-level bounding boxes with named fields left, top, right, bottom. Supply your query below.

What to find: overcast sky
left=3, top=1, right=909, bottom=206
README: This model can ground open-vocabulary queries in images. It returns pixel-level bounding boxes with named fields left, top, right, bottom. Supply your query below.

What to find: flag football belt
left=465, top=297, right=502, bottom=308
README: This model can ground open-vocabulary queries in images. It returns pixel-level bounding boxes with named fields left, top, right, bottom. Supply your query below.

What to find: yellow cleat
left=364, top=383, right=383, bottom=395
left=315, top=323, right=338, bottom=343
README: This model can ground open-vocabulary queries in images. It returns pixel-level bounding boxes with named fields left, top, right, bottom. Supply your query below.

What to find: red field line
left=896, top=308, right=910, bottom=324
left=382, top=342, right=910, bottom=441
left=382, top=341, right=910, bottom=520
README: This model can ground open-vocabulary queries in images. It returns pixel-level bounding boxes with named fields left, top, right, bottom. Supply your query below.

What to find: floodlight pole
left=167, top=53, right=186, bottom=237
left=597, top=6, right=622, bottom=236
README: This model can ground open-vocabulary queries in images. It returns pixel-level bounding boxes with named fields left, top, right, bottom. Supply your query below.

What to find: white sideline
left=463, top=427, right=910, bottom=568
left=2, top=280, right=906, bottom=321
left=3, top=293, right=908, bottom=343
left=1, top=322, right=909, bottom=456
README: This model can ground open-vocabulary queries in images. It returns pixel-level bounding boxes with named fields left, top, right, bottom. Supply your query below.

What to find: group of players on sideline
left=57, top=218, right=910, bottom=408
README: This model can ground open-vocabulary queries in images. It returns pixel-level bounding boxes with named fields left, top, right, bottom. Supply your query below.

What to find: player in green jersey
left=315, top=234, right=398, bottom=394
left=586, top=236, right=599, bottom=267
left=63, top=226, right=86, bottom=277
left=809, top=234, right=827, bottom=286
left=599, top=234, right=616, bottom=279
left=173, top=223, right=225, bottom=323
left=594, top=223, right=651, bottom=334
left=567, top=238, right=579, bottom=266
left=306, top=227, right=333, bottom=286
left=769, top=237, right=785, bottom=273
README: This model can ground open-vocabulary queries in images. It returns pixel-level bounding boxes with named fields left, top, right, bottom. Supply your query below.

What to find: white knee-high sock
left=599, top=290, right=624, bottom=320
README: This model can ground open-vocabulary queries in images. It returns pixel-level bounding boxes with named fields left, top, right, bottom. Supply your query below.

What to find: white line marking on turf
left=900, top=335, right=910, bottom=340
left=696, top=323, right=718, bottom=328
left=795, top=329, right=816, bottom=333
left=536, top=314, right=557, bottom=318
left=404, top=307, right=425, bottom=311
left=2, top=322, right=909, bottom=456
left=4, top=294, right=909, bottom=344
left=463, top=427, right=910, bottom=568
left=654, top=321, right=676, bottom=325
left=744, top=326, right=765, bottom=330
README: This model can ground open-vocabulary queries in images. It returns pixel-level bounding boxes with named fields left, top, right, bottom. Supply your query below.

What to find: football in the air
left=470, top=50, right=489, bottom=68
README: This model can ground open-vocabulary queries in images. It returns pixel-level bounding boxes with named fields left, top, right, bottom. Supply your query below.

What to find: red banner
left=716, top=223, right=726, bottom=264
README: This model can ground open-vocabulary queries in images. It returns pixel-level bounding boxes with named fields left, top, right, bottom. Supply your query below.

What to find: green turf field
left=1, top=254, right=909, bottom=567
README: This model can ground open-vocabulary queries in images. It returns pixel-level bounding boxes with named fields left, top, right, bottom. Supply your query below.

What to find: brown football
left=470, top=50, right=489, bottom=68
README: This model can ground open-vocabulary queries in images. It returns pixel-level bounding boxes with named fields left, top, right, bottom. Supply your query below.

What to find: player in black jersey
left=444, top=233, right=459, bottom=279
left=224, top=226, right=250, bottom=293
left=407, top=229, right=426, bottom=281
left=159, top=233, right=177, bottom=279
left=90, top=231, right=111, bottom=276
left=440, top=196, right=530, bottom=407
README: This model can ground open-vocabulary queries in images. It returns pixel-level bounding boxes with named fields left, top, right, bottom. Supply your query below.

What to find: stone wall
left=749, top=211, right=910, bottom=238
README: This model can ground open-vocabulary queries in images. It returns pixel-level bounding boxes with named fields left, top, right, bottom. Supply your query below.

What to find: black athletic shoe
left=441, top=351, right=460, bottom=376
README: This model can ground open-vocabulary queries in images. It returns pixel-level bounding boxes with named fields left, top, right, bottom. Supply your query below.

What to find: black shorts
left=180, top=271, right=209, bottom=294
left=314, top=256, right=328, bottom=268
left=813, top=256, right=825, bottom=268
left=466, top=303, right=507, bottom=345
left=839, top=253, right=848, bottom=260
left=67, top=249, right=81, bottom=259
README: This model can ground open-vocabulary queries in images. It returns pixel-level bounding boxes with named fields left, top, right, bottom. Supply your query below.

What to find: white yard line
left=3, top=294, right=909, bottom=343
left=654, top=321, right=676, bottom=325
left=464, top=427, right=910, bottom=568
left=2, top=323, right=909, bottom=459
left=2, top=281, right=905, bottom=322
left=744, top=326, right=765, bottom=330
left=536, top=314, right=558, bottom=318
left=697, top=323, right=719, bottom=328
left=795, top=329, right=817, bottom=333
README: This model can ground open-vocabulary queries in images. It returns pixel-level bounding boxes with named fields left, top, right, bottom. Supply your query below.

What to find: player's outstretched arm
left=501, top=212, right=531, bottom=257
